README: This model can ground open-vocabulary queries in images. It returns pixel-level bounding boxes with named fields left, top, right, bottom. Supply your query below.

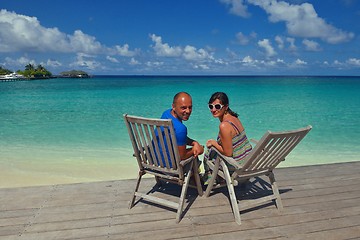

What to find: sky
left=1, top=0, right=360, bottom=76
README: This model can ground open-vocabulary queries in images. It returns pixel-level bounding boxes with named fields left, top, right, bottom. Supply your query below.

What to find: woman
left=203, top=92, right=252, bottom=184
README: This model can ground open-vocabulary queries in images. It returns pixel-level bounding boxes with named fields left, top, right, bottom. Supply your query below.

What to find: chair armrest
left=180, top=156, right=195, bottom=167
left=179, top=146, right=204, bottom=167
left=250, top=138, right=258, bottom=144
left=209, top=147, right=241, bottom=170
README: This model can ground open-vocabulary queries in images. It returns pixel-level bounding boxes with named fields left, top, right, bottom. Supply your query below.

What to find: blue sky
left=1, top=0, right=359, bottom=75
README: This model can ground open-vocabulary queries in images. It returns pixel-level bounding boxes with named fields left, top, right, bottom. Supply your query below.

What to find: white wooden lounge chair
left=124, top=114, right=203, bottom=223
left=204, top=125, right=312, bottom=225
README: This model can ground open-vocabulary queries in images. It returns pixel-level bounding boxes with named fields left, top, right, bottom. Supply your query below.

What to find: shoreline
left=1, top=143, right=359, bottom=189
left=1, top=157, right=359, bottom=189
left=0, top=160, right=139, bottom=189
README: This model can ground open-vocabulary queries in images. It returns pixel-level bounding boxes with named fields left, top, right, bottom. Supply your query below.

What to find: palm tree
left=25, top=64, right=35, bottom=71
left=36, top=64, right=45, bottom=71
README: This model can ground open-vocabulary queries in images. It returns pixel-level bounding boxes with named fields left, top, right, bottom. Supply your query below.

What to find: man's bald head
left=172, top=92, right=192, bottom=122
left=173, top=92, right=191, bottom=104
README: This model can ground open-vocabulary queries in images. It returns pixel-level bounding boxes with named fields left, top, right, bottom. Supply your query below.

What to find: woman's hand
left=206, top=139, right=216, bottom=148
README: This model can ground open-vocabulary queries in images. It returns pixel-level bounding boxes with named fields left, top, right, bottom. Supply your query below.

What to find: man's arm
left=174, top=127, right=204, bottom=160
left=187, top=137, right=204, bottom=158
left=178, top=143, right=204, bottom=160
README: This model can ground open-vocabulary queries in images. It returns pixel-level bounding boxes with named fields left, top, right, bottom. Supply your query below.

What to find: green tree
left=25, top=64, right=35, bottom=71
left=19, top=64, right=52, bottom=78
left=0, top=66, right=12, bottom=75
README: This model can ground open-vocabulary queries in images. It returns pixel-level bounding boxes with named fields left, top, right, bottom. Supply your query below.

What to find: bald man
left=160, top=92, right=204, bottom=160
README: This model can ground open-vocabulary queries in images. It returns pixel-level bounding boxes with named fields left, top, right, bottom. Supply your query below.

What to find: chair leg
left=269, top=171, right=283, bottom=210
left=129, top=171, right=143, bottom=209
left=204, top=157, right=221, bottom=197
left=193, top=158, right=203, bottom=196
left=221, top=161, right=241, bottom=225
left=176, top=162, right=193, bottom=223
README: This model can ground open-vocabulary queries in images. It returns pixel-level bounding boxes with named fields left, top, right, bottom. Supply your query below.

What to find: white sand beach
left=0, top=155, right=139, bottom=188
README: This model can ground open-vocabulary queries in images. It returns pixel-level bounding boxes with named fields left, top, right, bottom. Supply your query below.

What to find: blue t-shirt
left=154, top=109, right=187, bottom=168
left=161, top=109, right=187, bottom=146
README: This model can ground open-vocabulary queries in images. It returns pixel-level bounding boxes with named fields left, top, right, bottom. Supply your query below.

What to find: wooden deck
left=1, top=161, right=360, bottom=240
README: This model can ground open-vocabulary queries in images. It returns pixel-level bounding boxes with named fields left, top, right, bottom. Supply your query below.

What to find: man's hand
left=192, top=141, right=204, bottom=157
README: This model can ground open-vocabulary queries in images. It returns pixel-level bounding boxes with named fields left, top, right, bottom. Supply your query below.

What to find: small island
left=59, top=70, right=90, bottom=78
left=1, top=65, right=90, bottom=81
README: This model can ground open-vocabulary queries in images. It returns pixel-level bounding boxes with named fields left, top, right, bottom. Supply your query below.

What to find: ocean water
left=1, top=76, right=359, bottom=187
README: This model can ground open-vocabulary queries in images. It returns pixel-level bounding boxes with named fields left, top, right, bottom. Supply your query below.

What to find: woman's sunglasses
left=208, top=104, right=224, bottom=110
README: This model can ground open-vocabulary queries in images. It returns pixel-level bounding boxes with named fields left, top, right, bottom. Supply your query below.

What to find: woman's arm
left=206, top=122, right=233, bottom=157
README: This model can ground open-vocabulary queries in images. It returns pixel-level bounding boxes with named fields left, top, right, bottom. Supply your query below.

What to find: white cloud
left=241, top=55, right=259, bottom=66
left=129, top=58, right=140, bottom=65
left=258, top=39, right=277, bottom=57
left=214, top=58, right=227, bottom=65
left=193, top=64, right=210, bottom=70
left=346, top=58, right=360, bottom=66
left=149, top=34, right=182, bottom=57
left=114, top=44, right=137, bottom=57
left=240, top=55, right=287, bottom=68
left=68, top=30, right=103, bottom=54
left=4, top=56, right=36, bottom=68
left=275, top=35, right=284, bottom=49
left=247, top=0, right=354, bottom=44
left=145, top=61, right=164, bottom=67
left=149, top=34, right=213, bottom=62
left=0, top=9, right=67, bottom=52
left=106, top=56, right=119, bottom=63
left=242, top=55, right=254, bottom=63
left=0, top=9, right=137, bottom=56
left=286, top=37, right=297, bottom=51
left=333, top=60, right=343, bottom=66
left=235, top=31, right=256, bottom=45
left=220, top=0, right=250, bottom=18
left=4, top=56, right=60, bottom=70
left=302, top=39, right=321, bottom=51
left=70, top=53, right=101, bottom=70
left=183, top=45, right=212, bottom=61
left=236, top=32, right=250, bottom=45
left=44, top=59, right=62, bottom=67
left=275, top=36, right=297, bottom=51
left=276, top=58, right=285, bottom=64
left=264, top=60, right=276, bottom=66
left=294, top=58, right=307, bottom=65
left=329, top=58, right=360, bottom=69
left=226, top=48, right=238, bottom=59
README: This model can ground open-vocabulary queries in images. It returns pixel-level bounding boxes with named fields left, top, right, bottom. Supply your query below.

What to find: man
left=160, top=92, right=204, bottom=160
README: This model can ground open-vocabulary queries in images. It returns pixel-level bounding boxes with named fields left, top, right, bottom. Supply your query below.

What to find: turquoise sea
left=1, top=76, right=359, bottom=187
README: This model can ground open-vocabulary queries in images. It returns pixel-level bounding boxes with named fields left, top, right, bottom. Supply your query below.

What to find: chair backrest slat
left=268, top=135, right=300, bottom=166
left=241, top=126, right=312, bottom=174
left=259, top=136, right=291, bottom=170
left=163, top=126, right=177, bottom=169
left=143, top=123, right=156, bottom=166
left=249, top=136, right=279, bottom=170
left=131, top=122, right=148, bottom=164
left=156, top=125, right=170, bottom=168
left=136, top=122, right=153, bottom=166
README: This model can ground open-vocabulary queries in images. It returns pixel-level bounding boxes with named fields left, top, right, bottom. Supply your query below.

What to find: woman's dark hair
left=209, top=92, right=239, bottom=117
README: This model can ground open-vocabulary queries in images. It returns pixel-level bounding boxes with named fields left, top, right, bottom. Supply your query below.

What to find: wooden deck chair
left=204, top=125, right=312, bottom=225
left=124, top=114, right=203, bottom=223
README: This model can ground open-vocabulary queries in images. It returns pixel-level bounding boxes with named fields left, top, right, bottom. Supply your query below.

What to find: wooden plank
left=0, top=161, right=359, bottom=240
